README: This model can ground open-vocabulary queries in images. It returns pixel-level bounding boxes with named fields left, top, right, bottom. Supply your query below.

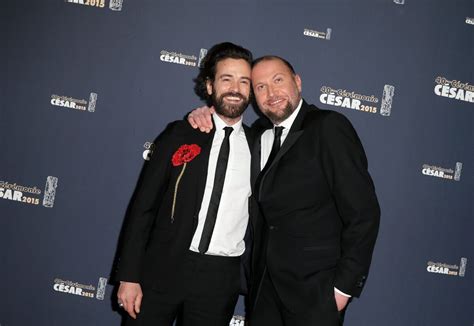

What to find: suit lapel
left=251, top=128, right=263, bottom=188
left=258, top=101, right=311, bottom=198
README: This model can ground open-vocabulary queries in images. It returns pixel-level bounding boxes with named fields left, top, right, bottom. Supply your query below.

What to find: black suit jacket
left=248, top=101, right=380, bottom=312
left=115, top=120, right=253, bottom=293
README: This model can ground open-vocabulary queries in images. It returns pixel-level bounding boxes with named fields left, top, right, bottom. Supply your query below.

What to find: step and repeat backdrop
left=2, top=0, right=472, bottom=325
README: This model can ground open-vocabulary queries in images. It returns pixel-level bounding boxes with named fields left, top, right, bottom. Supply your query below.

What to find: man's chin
left=263, top=108, right=292, bottom=124
left=214, top=104, right=247, bottom=119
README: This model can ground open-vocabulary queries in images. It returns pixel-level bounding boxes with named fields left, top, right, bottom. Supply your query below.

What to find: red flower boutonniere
left=170, top=144, right=201, bottom=222
left=172, top=144, right=201, bottom=166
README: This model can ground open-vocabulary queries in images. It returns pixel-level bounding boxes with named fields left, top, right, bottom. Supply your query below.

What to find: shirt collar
left=212, top=112, right=243, bottom=134
left=275, top=98, right=303, bottom=130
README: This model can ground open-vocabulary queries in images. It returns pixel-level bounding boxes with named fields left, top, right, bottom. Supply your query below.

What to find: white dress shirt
left=189, top=113, right=251, bottom=256
left=260, top=99, right=303, bottom=168
left=259, top=99, right=351, bottom=298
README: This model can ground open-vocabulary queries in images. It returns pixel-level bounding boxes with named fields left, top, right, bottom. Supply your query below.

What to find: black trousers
left=124, top=251, right=240, bottom=326
left=249, top=271, right=345, bottom=326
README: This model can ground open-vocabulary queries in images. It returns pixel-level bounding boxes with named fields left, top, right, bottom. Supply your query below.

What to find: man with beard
left=114, top=42, right=254, bottom=326
left=189, top=56, right=380, bottom=325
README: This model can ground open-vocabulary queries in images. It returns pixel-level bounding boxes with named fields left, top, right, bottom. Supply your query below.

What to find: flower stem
left=171, top=163, right=187, bottom=223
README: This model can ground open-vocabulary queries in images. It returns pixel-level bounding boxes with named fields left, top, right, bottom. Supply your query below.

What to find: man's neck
left=215, top=113, right=241, bottom=126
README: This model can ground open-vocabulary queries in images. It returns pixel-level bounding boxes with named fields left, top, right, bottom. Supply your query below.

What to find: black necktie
left=263, top=126, right=284, bottom=172
left=255, top=126, right=284, bottom=199
left=199, top=126, right=233, bottom=254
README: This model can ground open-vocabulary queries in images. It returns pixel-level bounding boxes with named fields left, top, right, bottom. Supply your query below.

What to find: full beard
left=212, top=92, right=249, bottom=119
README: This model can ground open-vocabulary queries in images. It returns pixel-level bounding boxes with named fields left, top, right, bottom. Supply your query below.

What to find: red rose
left=172, top=144, right=201, bottom=166
left=170, top=144, right=201, bottom=222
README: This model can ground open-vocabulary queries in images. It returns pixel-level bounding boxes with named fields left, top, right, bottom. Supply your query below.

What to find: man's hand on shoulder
left=187, top=106, right=215, bottom=133
left=117, top=281, right=143, bottom=319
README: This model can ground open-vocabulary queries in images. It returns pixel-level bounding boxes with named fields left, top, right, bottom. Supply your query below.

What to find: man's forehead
left=215, top=58, right=251, bottom=73
left=252, top=58, right=290, bottom=74
left=216, top=58, right=250, bottom=67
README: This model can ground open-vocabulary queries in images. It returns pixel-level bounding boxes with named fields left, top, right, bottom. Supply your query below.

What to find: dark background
left=2, top=0, right=472, bottom=325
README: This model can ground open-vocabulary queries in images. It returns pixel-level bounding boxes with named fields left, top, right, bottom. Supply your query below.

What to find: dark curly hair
left=194, top=42, right=253, bottom=106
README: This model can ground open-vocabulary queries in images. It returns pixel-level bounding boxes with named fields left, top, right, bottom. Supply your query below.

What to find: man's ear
left=294, top=74, right=302, bottom=93
left=206, top=79, right=213, bottom=96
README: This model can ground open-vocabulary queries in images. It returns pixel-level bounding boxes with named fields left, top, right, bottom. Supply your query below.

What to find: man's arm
left=319, top=111, right=381, bottom=298
left=115, top=122, right=178, bottom=317
left=116, top=123, right=177, bottom=281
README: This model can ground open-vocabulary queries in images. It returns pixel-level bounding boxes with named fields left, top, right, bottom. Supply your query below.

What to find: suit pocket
left=324, top=277, right=343, bottom=325
left=303, top=244, right=337, bottom=251
left=329, top=291, right=343, bottom=325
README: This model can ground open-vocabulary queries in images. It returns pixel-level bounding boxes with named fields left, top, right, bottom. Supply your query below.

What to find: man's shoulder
left=154, top=119, right=206, bottom=140
left=304, top=104, right=352, bottom=128
left=303, top=104, right=361, bottom=146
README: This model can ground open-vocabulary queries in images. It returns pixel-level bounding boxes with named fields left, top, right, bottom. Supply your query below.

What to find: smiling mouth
left=225, top=96, right=242, bottom=102
left=267, top=98, right=286, bottom=107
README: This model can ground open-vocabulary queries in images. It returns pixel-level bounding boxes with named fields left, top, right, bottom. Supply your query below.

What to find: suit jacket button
left=269, top=225, right=277, bottom=230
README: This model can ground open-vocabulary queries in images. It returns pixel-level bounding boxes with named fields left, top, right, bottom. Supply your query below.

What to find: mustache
left=266, top=96, right=285, bottom=102
left=220, top=92, right=246, bottom=100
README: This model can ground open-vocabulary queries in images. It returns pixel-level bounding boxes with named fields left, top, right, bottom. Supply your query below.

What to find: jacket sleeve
left=114, top=122, right=178, bottom=283
left=318, top=111, right=380, bottom=297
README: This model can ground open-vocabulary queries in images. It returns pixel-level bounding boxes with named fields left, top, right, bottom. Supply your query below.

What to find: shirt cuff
left=334, top=287, right=352, bottom=297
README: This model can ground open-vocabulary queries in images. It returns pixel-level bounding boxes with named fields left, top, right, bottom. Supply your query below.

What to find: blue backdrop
left=2, top=0, right=472, bottom=325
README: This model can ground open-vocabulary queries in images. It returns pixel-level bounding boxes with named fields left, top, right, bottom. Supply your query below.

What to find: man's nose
left=267, top=84, right=275, bottom=97
left=229, top=81, right=239, bottom=93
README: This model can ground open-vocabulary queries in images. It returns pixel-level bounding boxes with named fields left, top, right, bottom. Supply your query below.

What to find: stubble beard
left=263, top=101, right=295, bottom=125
